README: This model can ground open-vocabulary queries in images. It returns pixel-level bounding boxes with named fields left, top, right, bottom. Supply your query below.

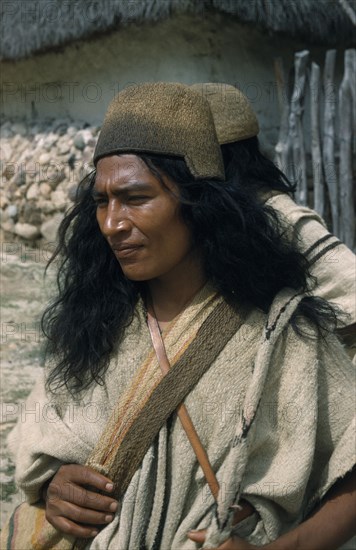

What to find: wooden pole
left=338, top=49, right=355, bottom=249
left=322, top=50, right=338, bottom=236
left=310, top=62, right=325, bottom=217
left=274, top=57, right=291, bottom=177
left=289, top=50, right=309, bottom=205
left=338, top=0, right=356, bottom=25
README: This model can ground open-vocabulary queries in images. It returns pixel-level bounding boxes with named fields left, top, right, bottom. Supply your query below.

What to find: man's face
left=94, top=154, right=195, bottom=283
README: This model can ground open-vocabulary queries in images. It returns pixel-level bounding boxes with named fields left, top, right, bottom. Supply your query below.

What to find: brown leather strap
left=73, top=298, right=252, bottom=550
left=101, top=299, right=245, bottom=502
left=146, top=302, right=220, bottom=501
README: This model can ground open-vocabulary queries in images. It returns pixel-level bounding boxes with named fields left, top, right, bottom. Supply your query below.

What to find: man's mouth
left=112, top=244, right=143, bottom=259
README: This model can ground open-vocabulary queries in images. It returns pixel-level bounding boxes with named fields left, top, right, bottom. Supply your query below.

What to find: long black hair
left=42, top=142, right=336, bottom=393
left=221, top=136, right=295, bottom=196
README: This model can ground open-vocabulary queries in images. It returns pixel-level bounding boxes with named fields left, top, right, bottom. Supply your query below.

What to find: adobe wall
left=1, top=12, right=335, bottom=150
left=0, top=12, right=344, bottom=246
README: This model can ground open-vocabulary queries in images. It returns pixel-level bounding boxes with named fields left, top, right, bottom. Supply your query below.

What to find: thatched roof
left=1, top=0, right=355, bottom=61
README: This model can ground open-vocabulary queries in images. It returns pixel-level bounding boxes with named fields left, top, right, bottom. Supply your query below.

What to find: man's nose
left=101, top=202, right=131, bottom=236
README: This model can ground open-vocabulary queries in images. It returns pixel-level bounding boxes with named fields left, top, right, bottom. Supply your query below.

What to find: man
left=4, top=83, right=355, bottom=550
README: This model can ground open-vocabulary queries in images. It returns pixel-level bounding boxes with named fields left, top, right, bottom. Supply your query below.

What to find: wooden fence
left=274, top=49, right=355, bottom=251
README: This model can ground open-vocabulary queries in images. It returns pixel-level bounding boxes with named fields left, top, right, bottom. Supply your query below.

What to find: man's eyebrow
left=92, top=182, right=152, bottom=196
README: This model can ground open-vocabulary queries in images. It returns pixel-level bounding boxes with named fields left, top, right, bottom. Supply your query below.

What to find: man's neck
left=147, top=264, right=207, bottom=324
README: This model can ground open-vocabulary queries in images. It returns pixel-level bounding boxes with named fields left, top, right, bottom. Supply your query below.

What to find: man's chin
left=120, top=268, right=152, bottom=282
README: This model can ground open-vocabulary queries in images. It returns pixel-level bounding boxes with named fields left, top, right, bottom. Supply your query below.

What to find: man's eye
left=93, top=197, right=107, bottom=206
left=128, top=195, right=149, bottom=202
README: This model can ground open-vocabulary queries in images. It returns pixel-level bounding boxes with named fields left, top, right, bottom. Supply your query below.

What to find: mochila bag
left=1, top=299, right=251, bottom=549
left=0, top=501, right=75, bottom=550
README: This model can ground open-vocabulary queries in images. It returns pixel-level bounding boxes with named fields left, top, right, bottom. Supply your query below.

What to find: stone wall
left=0, top=119, right=98, bottom=245
left=1, top=12, right=343, bottom=250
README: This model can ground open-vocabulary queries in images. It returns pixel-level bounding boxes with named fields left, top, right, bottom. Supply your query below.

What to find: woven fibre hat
left=190, top=83, right=259, bottom=145
left=94, top=82, right=225, bottom=180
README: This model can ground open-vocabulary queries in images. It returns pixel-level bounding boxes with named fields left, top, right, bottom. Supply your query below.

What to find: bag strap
left=146, top=301, right=219, bottom=501
left=75, top=299, right=251, bottom=550
left=95, top=299, right=245, bottom=502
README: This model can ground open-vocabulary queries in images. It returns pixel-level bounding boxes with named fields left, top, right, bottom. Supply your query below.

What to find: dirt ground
left=0, top=247, right=56, bottom=526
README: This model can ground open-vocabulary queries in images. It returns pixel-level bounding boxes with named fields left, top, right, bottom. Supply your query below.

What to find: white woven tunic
left=8, top=286, right=356, bottom=549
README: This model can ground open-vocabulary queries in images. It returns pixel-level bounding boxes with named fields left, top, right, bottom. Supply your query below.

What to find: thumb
left=187, top=529, right=207, bottom=543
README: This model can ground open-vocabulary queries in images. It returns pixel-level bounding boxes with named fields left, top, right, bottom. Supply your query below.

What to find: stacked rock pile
left=0, top=119, right=100, bottom=244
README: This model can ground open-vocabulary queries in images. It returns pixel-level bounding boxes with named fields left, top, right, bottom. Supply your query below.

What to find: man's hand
left=188, top=469, right=356, bottom=550
left=45, top=464, right=118, bottom=539
left=187, top=529, right=256, bottom=549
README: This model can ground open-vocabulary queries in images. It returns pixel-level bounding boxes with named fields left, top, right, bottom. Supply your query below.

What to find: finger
left=187, top=529, right=207, bottom=543
left=56, top=464, right=114, bottom=493
left=47, top=482, right=118, bottom=513
left=187, top=529, right=249, bottom=549
left=49, top=514, right=100, bottom=539
left=50, top=500, right=115, bottom=527
left=219, top=537, right=241, bottom=549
